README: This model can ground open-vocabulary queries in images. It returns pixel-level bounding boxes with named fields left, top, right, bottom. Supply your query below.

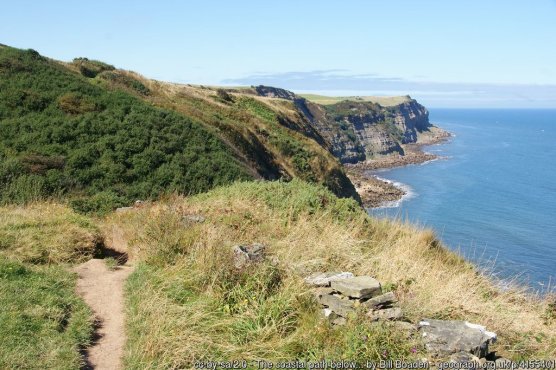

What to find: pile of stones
left=233, top=253, right=507, bottom=366
left=304, top=271, right=403, bottom=325
left=304, top=271, right=506, bottom=366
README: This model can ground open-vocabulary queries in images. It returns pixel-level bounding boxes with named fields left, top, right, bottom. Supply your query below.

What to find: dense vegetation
left=0, top=46, right=250, bottom=212
left=128, top=79, right=360, bottom=201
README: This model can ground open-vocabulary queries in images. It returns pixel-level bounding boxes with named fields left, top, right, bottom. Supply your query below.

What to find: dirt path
left=75, top=224, right=133, bottom=370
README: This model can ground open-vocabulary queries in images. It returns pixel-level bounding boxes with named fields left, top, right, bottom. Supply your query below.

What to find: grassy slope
left=0, top=46, right=250, bottom=212
left=0, top=203, right=100, bottom=369
left=90, top=71, right=359, bottom=201
left=300, top=94, right=411, bottom=107
left=104, top=181, right=556, bottom=367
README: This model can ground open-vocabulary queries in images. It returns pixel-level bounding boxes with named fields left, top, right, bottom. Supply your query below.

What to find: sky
left=2, top=0, right=556, bottom=108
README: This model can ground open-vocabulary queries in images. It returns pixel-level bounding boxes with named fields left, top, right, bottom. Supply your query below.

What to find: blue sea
left=370, top=109, right=556, bottom=291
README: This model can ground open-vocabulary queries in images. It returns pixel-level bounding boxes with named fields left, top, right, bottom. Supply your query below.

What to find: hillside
left=0, top=46, right=360, bottom=212
left=0, top=46, right=253, bottom=212
left=0, top=45, right=451, bottom=212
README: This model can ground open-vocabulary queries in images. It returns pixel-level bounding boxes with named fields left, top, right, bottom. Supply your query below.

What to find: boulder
left=367, top=307, right=403, bottom=321
left=231, top=243, right=265, bottom=268
left=418, top=319, right=497, bottom=358
left=331, top=276, right=381, bottom=299
left=362, top=291, right=397, bottom=308
left=318, top=293, right=356, bottom=317
left=304, top=271, right=354, bottom=287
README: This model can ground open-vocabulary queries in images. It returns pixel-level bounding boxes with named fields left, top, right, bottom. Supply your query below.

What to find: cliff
left=255, top=86, right=436, bottom=164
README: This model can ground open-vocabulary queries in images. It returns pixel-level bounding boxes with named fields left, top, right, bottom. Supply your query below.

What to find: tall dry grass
left=0, top=202, right=102, bottom=264
left=107, top=180, right=556, bottom=367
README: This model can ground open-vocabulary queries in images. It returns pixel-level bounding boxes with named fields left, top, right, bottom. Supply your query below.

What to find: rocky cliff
left=255, top=86, right=434, bottom=164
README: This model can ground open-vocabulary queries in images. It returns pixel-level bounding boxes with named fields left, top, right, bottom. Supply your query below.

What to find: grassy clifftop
left=107, top=180, right=556, bottom=366
left=1, top=181, right=555, bottom=367
left=300, top=94, right=412, bottom=107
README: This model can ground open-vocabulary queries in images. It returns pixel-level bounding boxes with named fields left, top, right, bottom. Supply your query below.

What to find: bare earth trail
left=74, top=225, right=133, bottom=370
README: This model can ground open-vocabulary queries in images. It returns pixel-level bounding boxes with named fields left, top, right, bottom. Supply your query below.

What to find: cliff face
left=391, top=100, right=431, bottom=144
left=255, top=86, right=433, bottom=164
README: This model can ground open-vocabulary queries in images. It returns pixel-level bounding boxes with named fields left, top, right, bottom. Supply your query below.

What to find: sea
left=370, top=109, right=556, bottom=292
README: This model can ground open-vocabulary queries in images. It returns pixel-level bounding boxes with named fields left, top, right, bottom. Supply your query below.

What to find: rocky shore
left=346, top=129, right=452, bottom=208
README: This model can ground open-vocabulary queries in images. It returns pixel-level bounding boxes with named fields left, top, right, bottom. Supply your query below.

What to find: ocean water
left=370, top=109, right=556, bottom=291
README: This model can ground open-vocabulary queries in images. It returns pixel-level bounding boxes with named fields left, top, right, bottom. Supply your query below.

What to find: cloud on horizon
left=222, top=70, right=556, bottom=108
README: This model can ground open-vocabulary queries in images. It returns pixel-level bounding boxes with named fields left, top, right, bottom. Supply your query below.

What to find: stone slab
left=304, top=271, right=354, bottom=287
left=331, top=276, right=381, bottom=299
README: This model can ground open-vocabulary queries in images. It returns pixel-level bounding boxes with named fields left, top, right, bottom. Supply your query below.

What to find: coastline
left=346, top=127, right=452, bottom=208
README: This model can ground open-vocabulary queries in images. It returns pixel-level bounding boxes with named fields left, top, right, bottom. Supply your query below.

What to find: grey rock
left=304, top=271, right=354, bottom=287
left=232, top=243, right=266, bottom=268
left=448, top=351, right=480, bottom=364
left=322, top=308, right=346, bottom=326
left=313, top=287, right=335, bottom=299
left=418, top=319, right=497, bottom=358
left=362, top=291, right=397, bottom=308
left=331, top=276, right=381, bottom=299
left=318, top=293, right=356, bottom=317
left=367, top=307, right=403, bottom=321
left=115, top=206, right=134, bottom=213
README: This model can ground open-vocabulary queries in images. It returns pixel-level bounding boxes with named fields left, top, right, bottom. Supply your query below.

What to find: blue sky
left=2, top=0, right=556, bottom=107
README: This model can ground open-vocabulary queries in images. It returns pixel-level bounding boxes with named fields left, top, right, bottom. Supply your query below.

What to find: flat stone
left=331, top=276, right=381, bottom=299
left=318, top=293, right=356, bottom=317
left=362, top=291, right=397, bottom=308
left=418, top=319, right=497, bottom=358
left=231, top=243, right=266, bottom=268
left=367, top=307, right=403, bottom=321
left=115, top=206, right=134, bottom=212
left=304, top=271, right=354, bottom=287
